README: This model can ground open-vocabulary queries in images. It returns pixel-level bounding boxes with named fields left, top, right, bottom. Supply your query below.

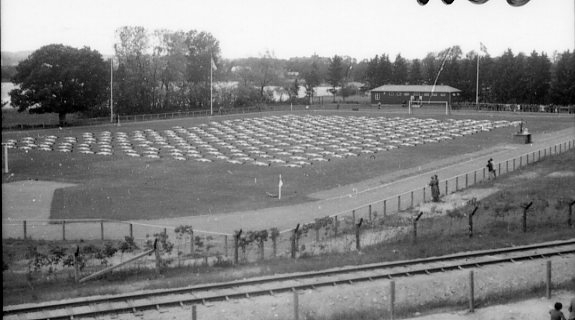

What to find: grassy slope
left=2, top=150, right=574, bottom=306
left=1, top=111, right=573, bottom=220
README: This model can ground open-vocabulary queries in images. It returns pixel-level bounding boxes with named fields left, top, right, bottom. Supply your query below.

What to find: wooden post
left=456, top=176, right=459, bottom=191
left=410, top=191, right=414, bottom=208
left=469, top=271, right=475, bottom=312
left=191, top=305, right=197, bottom=320
left=568, top=201, right=574, bottom=227
left=293, top=290, right=299, bottom=320
left=272, top=235, right=277, bottom=258
left=3, top=145, right=8, bottom=173
left=190, top=230, right=194, bottom=255
left=413, top=212, right=423, bottom=243
left=389, top=281, right=395, bottom=320
left=154, top=239, right=162, bottom=275
left=291, top=225, right=299, bottom=259
left=538, top=150, right=541, bottom=161
left=100, top=220, right=104, bottom=240
left=234, top=230, right=242, bottom=264
left=383, top=200, right=387, bottom=217
left=23, top=220, right=27, bottom=240
left=259, top=239, right=265, bottom=261
left=398, top=195, right=401, bottom=212
left=352, top=210, right=356, bottom=225
left=73, top=246, right=80, bottom=283
left=513, top=158, right=516, bottom=171
left=334, top=216, right=338, bottom=237
left=498, top=163, right=501, bottom=175
left=483, top=167, right=485, bottom=180
left=474, top=170, right=477, bottom=184
left=520, top=156, right=522, bottom=167
left=423, top=187, right=426, bottom=203
left=522, top=202, right=533, bottom=233
left=62, top=220, right=66, bottom=241
left=468, top=206, right=479, bottom=238
left=129, top=223, right=133, bottom=239
left=445, top=180, right=448, bottom=195
left=465, top=173, right=468, bottom=188
left=369, top=204, right=372, bottom=221
left=225, top=235, right=229, bottom=257
left=546, top=260, right=552, bottom=299
left=506, top=160, right=509, bottom=174
left=355, top=218, right=363, bottom=251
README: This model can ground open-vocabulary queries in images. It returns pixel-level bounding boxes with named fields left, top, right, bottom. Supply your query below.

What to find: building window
left=403, top=92, right=409, bottom=96
left=440, top=93, right=446, bottom=97
left=432, top=93, right=438, bottom=97
left=424, top=93, right=429, bottom=96
left=375, top=93, right=380, bottom=100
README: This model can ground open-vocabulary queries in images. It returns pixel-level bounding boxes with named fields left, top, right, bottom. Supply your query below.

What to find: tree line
left=7, top=26, right=575, bottom=124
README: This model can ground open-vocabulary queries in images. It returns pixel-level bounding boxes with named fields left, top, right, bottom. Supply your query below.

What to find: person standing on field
left=487, top=158, right=496, bottom=180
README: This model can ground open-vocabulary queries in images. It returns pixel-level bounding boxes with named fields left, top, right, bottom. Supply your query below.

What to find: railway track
left=4, top=239, right=575, bottom=320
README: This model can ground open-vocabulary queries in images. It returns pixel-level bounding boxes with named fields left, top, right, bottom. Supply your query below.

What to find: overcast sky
left=1, top=0, right=573, bottom=61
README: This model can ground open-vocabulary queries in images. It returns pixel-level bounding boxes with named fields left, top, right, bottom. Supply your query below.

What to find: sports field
left=1, top=108, right=573, bottom=227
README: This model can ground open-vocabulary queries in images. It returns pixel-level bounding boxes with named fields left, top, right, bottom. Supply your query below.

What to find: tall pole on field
left=110, top=58, right=114, bottom=123
left=210, top=56, right=213, bottom=116
left=475, top=54, right=479, bottom=105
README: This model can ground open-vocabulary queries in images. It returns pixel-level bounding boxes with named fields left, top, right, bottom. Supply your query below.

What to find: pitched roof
left=370, top=85, right=461, bottom=93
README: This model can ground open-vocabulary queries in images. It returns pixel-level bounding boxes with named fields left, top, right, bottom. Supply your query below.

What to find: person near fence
left=487, top=158, right=496, bottom=180
left=550, top=302, right=567, bottom=320
left=429, top=175, right=440, bottom=202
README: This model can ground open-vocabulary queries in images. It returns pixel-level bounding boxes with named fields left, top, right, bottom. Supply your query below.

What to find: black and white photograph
left=2, top=0, right=575, bottom=319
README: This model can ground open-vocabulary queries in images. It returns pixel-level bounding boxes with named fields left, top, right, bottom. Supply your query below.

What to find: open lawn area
left=2, top=110, right=573, bottom=221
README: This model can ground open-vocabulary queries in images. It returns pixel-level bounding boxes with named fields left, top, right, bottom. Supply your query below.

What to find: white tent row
left=3, top=115, right=519, bottom=168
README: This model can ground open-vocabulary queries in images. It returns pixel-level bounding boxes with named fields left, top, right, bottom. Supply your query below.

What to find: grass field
left=2, top=109, right=573, bottom=222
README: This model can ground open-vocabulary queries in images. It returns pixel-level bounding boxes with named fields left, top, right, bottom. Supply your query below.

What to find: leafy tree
left=376, top=54, right=393, bottom=85
left=327, top=55, right=344, bottom=102
left=302, top=58, right=321, bottom=104
left=549, top=51, right=575, bottom=105
left=9, top=44, right=108, bottom=125
left=408, top=59, right=424, bottom=85
left=392, top=54, right=408, bottom=84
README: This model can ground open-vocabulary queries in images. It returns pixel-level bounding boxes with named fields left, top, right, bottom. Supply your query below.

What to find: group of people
left=429, top=174, right=440, bottom=202
left=549, top=298, right=575, bottom=320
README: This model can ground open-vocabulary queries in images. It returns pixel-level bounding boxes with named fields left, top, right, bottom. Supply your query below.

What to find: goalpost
left=408, top=99, right=450, bottom=115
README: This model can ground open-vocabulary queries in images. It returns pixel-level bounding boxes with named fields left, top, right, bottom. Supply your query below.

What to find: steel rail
left=4, top=239, right=575, bottom=320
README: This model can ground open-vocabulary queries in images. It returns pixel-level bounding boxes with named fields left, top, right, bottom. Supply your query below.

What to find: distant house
left=370, top=85, right=461, bottom=106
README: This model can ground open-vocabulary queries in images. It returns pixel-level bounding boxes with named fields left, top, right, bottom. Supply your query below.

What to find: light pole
left=110, top=58, right=114, bottom=123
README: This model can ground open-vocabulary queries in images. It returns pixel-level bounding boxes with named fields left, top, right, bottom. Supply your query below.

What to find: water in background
left=1, top=82, right=17, bottom=108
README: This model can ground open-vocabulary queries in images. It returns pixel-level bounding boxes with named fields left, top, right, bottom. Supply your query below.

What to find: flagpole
left=110, top=58, right=114, bottom=123
left=475, top=53, right=479, bottom=105
left=210, top=56, right=213, bottom=116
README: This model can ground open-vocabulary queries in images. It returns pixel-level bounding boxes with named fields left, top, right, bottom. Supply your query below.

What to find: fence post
left=23, top=220, right=27, bottom=240
left=498, top=163, right=501, bottom=175
left=62, top=220, right=66, bottom=241
left=423, top=187, right=426, bottom=203
left=474, top=170, right=477, bottom=184
left=468, top=206, right=479, bottom=238
left=73, top=246, right=80, bottom=283
left=190, top=230, right=194, bottom=255
left=389, top=281, right=395, bottom=320
left=513, top=158, right=516, bottom=171
left=413, top=212, right=424, bottom=243
left=383, top=200, right=387, bottom=217
left=546, top=260, right=552, bottom=299
left=225, top=235, right=229, bottom=257
left=445, top=180, right=448, bottom=195
left=154, top=239, right=162, bottom=275
left=291, top=224, right=300, bottom=259
left=234, top=230, right=242, bottom=264
left=100, top=220, right=104, bottom=240
left=465, top=173, right=468, bottom=188
left=129, top=223, right=133, bottom=239
left=469, top=270, right=475, bottom=312
left=352, top=210, right=356, bottom=225
left=520, top=156, right=522, bottom=167
left=355, top=218, right=363, bottom=251
left=369, top=204, right=372, bottom=221
left=334, top=216, right=338, bottom=237
left=397, top=195, right=401, bottom=212
left=568, top=201, right=575, bottom=227
left=483, top=167, right=485, bottom=180
left=456, top=176, right=459, bottom=191
left=410, top=191, right=414, bottom=208
left=522, top=202, right=533, bottom=233
left=506, top=160, right=509, bottom=174
left=191, top=305, right=197, bottom=320
left=293, top=290, right=299, bottom=320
